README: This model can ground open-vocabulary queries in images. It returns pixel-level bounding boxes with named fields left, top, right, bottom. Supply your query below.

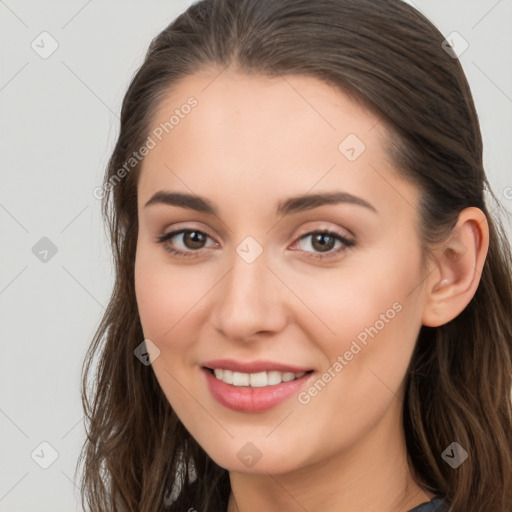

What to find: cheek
left=134, top=250, right=203, bottom=412
left=287, top=263, right=422, bottom=455
left=292, top=254, right=413, bottom=338
left=134, top=245, right=218, bottom=375
left=293, top=245, right=423, bottom=391
left=135, top=244, right=195, bottom=338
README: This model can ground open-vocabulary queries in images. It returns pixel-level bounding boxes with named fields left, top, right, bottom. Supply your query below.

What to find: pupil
left=185, top=231, right=205, bottom=249
left=312, top=234, right=334, bottom=252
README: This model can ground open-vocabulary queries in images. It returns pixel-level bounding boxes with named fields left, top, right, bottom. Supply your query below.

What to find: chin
left=203, top=442, right=303, bottom=475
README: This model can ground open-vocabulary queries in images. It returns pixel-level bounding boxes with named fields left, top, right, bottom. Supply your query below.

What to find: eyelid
left=155, top=222, right=217, bottom=243
left=154, top=227, right=219, bottom=249
left=293, top=222, right=353, bottom=240
left=289, top=229, right=355, bottom=257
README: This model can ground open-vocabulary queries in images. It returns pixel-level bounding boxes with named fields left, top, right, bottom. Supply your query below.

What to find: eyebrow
left=144, top=190, right=378, bottom=216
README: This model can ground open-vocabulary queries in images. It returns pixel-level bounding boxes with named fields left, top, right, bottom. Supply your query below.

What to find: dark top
left=167, top=479, right=447, bottom=512
left=408, top=496, right=446, bottom=511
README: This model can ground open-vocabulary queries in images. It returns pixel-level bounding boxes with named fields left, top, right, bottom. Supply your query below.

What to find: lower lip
left=202, top=367, right=314, bottom=413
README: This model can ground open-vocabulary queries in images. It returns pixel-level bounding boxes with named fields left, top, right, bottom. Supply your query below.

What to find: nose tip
left=210, top=254, right=288, bottom=342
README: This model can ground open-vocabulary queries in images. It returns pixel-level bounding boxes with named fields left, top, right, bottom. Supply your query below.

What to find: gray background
left=1, top=1, right=511, bottom=510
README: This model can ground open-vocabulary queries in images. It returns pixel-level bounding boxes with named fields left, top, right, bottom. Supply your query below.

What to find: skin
left=134, top=68, right=489, bottom=512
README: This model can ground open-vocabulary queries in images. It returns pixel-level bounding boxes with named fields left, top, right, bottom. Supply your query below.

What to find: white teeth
left=222, top=369, right=233, bottom=384
left=249, top=371, right=267, bottom=387
left=211, top=369, right=307, bottom=387
left=232, top=371, right=249, bottom=386
left=267, top=371, right=283, bottom=385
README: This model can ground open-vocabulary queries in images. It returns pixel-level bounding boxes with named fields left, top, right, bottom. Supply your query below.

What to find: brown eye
left=310, top=233, right=337, bottom=252
left=294, top=230, right=356, bottom=259
left=181, top=230, right=207, bottom=249
left=155, top=229, right=217, bottom=258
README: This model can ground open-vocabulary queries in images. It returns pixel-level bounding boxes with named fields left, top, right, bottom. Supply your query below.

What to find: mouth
left=201, top=366, right=316, bottom=413
left=203, top=366, right=315, bottom=387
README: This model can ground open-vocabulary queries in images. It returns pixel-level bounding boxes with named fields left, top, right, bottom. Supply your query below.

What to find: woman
left=77, top=0, right=512, bottom=510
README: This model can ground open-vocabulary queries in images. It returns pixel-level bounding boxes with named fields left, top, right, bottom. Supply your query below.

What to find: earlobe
left=421, top=207, right=489, bottom=328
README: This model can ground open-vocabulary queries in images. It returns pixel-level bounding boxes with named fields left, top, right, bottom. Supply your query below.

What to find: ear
left=421, top=207, right=489, bottom=327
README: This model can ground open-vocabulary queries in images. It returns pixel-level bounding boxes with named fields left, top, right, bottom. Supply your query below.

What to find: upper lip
left=202, top=358, right=314, bottom=374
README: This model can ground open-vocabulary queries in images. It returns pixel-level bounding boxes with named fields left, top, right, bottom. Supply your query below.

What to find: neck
left=226, top=397, right=434, bottom=512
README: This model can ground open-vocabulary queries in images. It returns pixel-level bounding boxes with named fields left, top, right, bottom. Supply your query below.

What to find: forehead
left=145, top=69, right=383, bottom=154
left=138, top=70, right=416, bottom=221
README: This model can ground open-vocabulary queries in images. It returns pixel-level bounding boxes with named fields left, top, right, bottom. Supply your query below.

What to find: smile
left=209, top=367, right=311, bottom=387
left=202, top=367, right=315, bottom=412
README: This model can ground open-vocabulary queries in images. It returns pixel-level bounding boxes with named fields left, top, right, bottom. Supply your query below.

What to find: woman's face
left=135, top=70, right=429, bottom=474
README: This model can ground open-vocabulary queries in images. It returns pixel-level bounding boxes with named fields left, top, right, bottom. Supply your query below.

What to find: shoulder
left=408, top=497, right=447, bottom=512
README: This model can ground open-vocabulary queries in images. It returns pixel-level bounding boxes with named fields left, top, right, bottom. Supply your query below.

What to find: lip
left=202, top=367, right=316, bottom=413
left=201, top=358, right=314, bottom=374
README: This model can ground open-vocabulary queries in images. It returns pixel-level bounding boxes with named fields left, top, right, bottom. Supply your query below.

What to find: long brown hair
left=77, top=0, right=512, bottom=510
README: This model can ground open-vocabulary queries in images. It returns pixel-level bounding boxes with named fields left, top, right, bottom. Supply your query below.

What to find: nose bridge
left=211, top=235, right=286, bottom=340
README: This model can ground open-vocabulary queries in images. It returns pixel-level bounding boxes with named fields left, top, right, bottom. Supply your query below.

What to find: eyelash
left=154, top=228, right=356, bottom=261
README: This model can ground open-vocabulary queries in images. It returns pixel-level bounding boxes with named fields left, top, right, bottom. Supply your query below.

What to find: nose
left=210, top=242, right=289, bottom=342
